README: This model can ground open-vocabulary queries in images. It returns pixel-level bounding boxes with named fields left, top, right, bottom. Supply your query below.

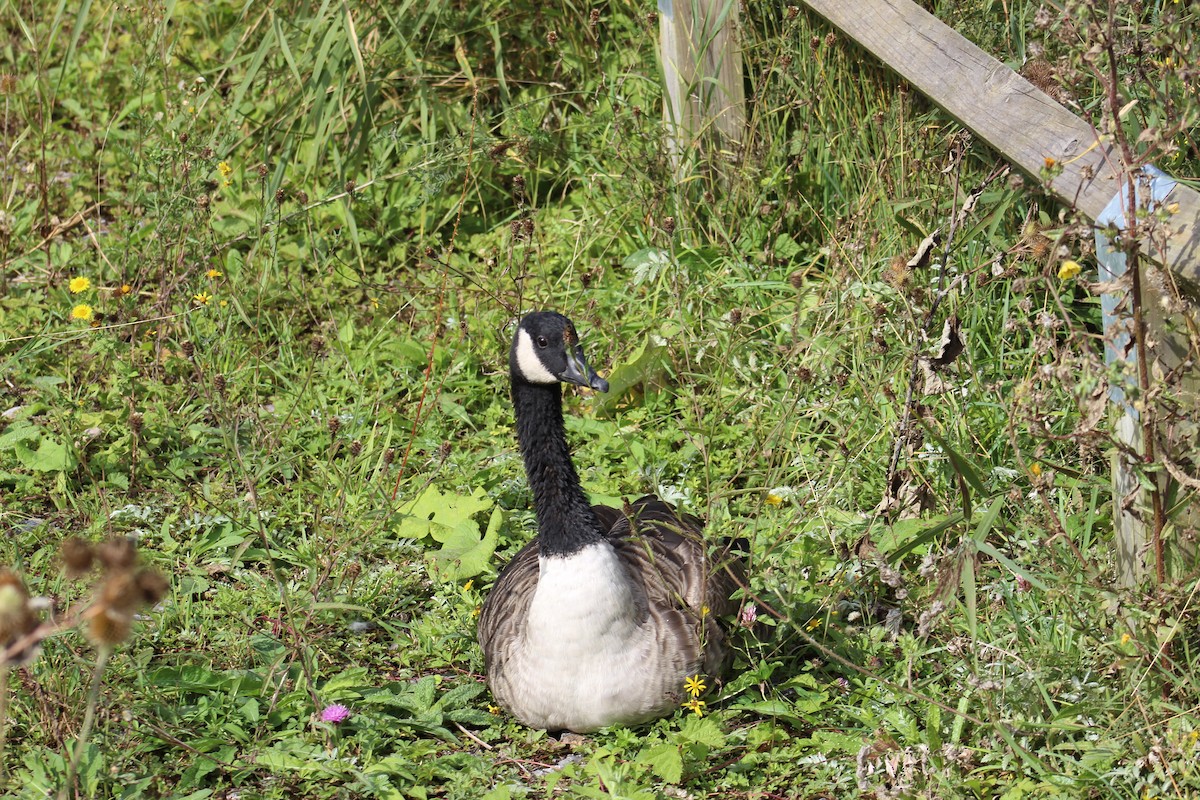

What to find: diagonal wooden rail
left=799, top=0, right=1200, bottom=285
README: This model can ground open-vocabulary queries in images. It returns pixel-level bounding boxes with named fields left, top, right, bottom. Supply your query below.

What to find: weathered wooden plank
left=658, top=0, right=746, bottom=167
left=799, top=0, right=1200, bottom=287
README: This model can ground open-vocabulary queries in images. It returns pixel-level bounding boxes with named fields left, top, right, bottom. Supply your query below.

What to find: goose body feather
left=479, top=497, right=735, bottom=731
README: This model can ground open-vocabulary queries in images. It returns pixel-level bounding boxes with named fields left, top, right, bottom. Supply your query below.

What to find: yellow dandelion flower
left=1057, top=260, right=1082, bottom=280
left=682, top=697, right=706, bottom=717
left=206, top=268, right=222, bottom=279
left=806, top=617, right=822, bottom=631
left=766, top=493, right=783, bottom=506
left=683, top=674, right=707, bottom=697
left=193, top=291, right=212, bottom=306
left=69, top=276, right=92, bottom=294
left=118, top=284, right=133, bottom=295
left=71, top=304, right=94, bottom=322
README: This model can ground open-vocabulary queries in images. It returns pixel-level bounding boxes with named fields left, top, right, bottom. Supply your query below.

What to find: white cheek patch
left=514, top=329, right=559, bottom=384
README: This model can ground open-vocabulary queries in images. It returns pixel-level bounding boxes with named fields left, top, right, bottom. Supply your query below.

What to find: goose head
left=510, top=312, right=610, bottom=393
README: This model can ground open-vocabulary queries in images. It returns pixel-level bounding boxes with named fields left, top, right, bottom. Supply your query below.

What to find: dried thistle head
left=61, top=536, right=96, bottom=578
left=88, top=608, right=133, bottom=648
left=0, top=569, right=40, bottom=666
left=97, top=537, right=137, bottom=571
left=86, top=536, right=168, bottom=648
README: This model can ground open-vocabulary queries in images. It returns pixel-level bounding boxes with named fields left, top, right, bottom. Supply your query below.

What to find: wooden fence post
left=658, top=0, right=746, bottom=174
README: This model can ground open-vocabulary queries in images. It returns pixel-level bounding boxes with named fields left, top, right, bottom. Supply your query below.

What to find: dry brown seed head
left=135, top=569, right=169, bottom=606
left=97, top=537, right=137, bottom=571
left=100, top=570, right=142, bottom=614
left=61, top=537, right=96, bottom=577
left=88, top=609, right=133, bottom=647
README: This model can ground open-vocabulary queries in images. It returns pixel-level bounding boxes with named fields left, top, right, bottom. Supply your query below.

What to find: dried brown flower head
left=97, top=537, right=137, bottom=571
left=0, top=569, right=39, bottom=666
left=61, top=536, right=96, bottom=578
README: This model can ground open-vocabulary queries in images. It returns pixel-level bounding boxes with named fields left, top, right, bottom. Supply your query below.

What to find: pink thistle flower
left=320, top=703, right=351, bottom=724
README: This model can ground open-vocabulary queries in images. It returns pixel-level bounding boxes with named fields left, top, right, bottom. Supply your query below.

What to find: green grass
left=2, top=0, right=1199, bottom=797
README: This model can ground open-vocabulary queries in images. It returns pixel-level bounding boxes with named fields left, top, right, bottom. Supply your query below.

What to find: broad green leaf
left=398, top=485, right=494, bottom=541
left=427, top=506, right=502, bottom=581
left=14, top=436, right=77, bottom=472
left=637, top=742, right=682, bottom=783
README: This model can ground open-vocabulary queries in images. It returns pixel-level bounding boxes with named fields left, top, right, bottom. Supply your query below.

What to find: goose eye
left=536, top=336, right=549, bottom=348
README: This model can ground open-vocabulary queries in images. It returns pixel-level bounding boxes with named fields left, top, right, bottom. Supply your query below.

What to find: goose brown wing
left=477, top=538, right=540, bottom=668
left=604, top=496, right=743, bottom=674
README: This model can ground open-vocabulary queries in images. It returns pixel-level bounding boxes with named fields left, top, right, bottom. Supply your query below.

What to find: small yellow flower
left=1057, top=259, right=1082, bottom=280
left=1043, top=156, right=1057, bottom=169
left=463, top=580, right=474, bottom=592
left=701, top=604, right=710, bottom=617
left=765, top=493, right=783, bottom=506
left=806, top=617, right=822, bottom=631
left=69, top=276, right=92, bottom=294
left=71, top=304, right=94, bottom=322
left=1030, top=463, right=1042, bottom=477
left=487, top=704, right=501, bottom=715
left=217, top=161, right=232, bottom=177
left=682, top=697, right=706, bottom=717
left=370, top=297, right=380, bottom=310
left=1120, top=632, right=1132, bottom=645
left=206, top=268, right=222, bottom=279
left=472, top=606, right=481, bottom=618
left=118, top=284, right=133, bottom=296
left=683, top=675, right=707, bottom=697
left=193, top=291, right=212, bottom=306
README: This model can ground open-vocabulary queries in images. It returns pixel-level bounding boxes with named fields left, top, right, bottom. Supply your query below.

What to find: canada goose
left=478, top=311, right=741, bottom=732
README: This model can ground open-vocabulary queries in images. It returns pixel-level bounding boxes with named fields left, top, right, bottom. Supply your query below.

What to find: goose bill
left=562, top=345, right=609, bottom=393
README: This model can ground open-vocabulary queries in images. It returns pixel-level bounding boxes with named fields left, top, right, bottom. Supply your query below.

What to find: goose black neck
left=511, top=376, right=605, bottom=557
